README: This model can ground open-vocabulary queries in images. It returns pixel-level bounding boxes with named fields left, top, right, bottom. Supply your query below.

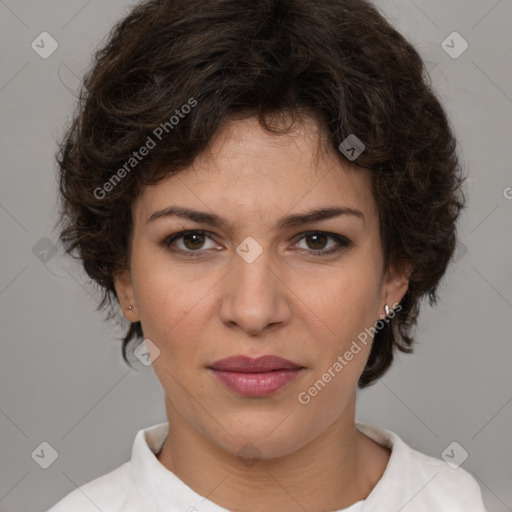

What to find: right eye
left=162, top=230, right=220, bottom=257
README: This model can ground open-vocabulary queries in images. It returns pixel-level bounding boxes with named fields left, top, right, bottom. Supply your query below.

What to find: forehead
left=133, top=116, right=377, bottom=227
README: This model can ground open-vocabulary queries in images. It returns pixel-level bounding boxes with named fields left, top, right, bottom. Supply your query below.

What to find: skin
left=114, top=115, right=410, bottom=512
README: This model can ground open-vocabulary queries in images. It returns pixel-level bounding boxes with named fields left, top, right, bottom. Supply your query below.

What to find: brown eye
left=294, top=231, right=351, bottom=256
left=181, top=232, right=206, bottom=250
left=305, top=233, right=329, bottom=250
left=163, top=230, right=218, bottom=256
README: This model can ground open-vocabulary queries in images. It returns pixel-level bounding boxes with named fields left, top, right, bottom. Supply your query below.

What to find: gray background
left=0, top=0, right=511, bottom=511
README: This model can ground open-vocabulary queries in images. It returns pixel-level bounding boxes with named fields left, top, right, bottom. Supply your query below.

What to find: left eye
left=163, top=230, right=350, bottom=257
left=293, top=231, right=350, bottom=256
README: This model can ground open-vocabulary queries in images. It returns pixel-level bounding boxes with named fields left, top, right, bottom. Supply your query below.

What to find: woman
left=48, top=0, right=487, bottom=510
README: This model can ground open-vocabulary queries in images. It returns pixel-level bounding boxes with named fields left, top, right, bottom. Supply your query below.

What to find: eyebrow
left=147, top=205, right=364, bottom=230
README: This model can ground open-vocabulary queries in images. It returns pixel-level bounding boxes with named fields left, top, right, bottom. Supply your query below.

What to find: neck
left=156, top=397, right=389, bottom=512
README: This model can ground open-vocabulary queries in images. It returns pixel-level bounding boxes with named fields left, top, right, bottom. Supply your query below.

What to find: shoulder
left=46, top=422, right=169, bottom=512
left=409, top=447, right=485, bottom=507
left=46, top=462, right=133, bottom=512
left=356, top=423, right=487, bottom=512
left=403, top=445, right=486, bottom=511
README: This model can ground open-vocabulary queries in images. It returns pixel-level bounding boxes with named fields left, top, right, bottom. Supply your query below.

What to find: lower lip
left=209, top=369, right=304, bottom=397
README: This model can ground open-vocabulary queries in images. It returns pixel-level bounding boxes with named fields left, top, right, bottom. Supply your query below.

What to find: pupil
left=184, top=233, right=204, bottom=250
left=308, top=233, right=326, bottom=250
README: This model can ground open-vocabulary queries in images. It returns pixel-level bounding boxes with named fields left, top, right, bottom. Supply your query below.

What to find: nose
left=219, top=245, right=292, bottom=336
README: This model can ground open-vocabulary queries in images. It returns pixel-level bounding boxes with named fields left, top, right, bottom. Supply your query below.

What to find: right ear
left=112, top=267, right=140, bottom=323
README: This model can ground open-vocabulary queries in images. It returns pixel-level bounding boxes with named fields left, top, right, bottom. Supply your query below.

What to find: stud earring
left=128, top=305, right=133, bottom=311
left=384, top=304, right=391, bottom=316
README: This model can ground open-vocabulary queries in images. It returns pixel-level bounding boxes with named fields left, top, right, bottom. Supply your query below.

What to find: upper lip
left=208, top=355, right=303, bottom=373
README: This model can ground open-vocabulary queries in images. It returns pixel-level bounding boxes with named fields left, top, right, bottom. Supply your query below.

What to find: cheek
left=296, top=258, right=382, bottom=403
left=296, top=269, right=379, bottom=418
left=134, top=280, right=205, bottom=343
left=129, top=254, right=222, bottom=370
left=311, top=262, right=382, bottom=342
left=130, top=244, right=198, bottom=329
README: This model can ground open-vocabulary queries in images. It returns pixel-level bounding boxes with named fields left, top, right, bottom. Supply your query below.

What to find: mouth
left=207, top=355, right=305, bottom=397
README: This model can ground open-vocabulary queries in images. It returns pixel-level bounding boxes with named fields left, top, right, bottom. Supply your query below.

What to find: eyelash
left=162, top=230, right=351, bottom=258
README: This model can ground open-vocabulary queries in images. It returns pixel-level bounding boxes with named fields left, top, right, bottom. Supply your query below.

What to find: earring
left=384, top=304, right=391, bottom=316
left=128, top=305, right=133, bottom=311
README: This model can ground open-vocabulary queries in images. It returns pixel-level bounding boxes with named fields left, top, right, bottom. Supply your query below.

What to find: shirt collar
left=129, top=422, right=229, bottom=511
left=128, top=421, right=403, bottom=511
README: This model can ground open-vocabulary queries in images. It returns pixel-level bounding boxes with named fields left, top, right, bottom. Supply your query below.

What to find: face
left=114, top=116, right=408, bottom=459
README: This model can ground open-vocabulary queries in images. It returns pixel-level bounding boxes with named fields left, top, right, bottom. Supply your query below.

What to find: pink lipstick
left=208, top=355, right=305, bottom=397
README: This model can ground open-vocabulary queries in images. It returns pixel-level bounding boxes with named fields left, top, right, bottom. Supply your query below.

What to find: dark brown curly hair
left=56, top=0, right=465, bottom=387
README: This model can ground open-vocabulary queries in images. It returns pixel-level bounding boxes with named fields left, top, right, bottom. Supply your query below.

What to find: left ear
left=379, top=262, right=412, bottom=315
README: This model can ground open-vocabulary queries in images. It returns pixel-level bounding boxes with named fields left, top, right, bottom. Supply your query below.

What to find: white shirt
left=47, top=422, right=487, bottom=511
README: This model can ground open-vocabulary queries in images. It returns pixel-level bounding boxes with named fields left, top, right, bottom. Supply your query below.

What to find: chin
left=208, top=412, right=311, bottom=459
